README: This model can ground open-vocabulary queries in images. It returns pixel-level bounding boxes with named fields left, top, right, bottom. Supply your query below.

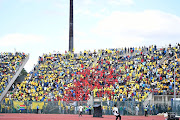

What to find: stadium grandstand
left=0, top=44, right=180, bottom=116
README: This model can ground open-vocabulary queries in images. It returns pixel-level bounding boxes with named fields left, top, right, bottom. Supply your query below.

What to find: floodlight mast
left=69, top=0, right=73, bottom=52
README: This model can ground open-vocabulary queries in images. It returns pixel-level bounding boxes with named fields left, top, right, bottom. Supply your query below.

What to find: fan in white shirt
left=79, top=105, right=83, bottom=117
left=112, top=105, right=121, bottom=120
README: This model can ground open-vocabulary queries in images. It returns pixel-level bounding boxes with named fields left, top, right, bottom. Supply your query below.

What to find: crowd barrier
left=1, top=100, right=179, bottom=116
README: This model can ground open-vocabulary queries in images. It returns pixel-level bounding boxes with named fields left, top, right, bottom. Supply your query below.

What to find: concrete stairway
left=0, top=54, right=29, bottom=102
left=143, top=92, right=153, bottom=107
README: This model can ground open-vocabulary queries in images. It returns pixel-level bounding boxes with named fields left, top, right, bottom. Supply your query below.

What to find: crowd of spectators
left=8, top=44, right=180, bottom=103
left=0, top=52, right=27, bottom=96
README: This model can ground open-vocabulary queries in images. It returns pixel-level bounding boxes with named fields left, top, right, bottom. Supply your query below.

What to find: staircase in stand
left=0, top=54, right=29, bottom=102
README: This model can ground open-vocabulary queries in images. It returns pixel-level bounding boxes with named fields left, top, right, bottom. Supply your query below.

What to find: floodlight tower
left=69, top=0, right=73, bottom=52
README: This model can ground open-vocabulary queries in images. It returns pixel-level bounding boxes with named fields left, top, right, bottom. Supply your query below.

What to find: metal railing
left=171, top=99, right=180, bottom=116
left=0, top=100, right=174, bottom=116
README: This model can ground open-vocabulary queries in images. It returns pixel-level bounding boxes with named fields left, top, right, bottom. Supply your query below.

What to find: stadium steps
left=91, top=58, right=97, bottom=68
left=159, top=53, right=168, bottom=65
left=87, top=94, right=93, bottom=106
left=0, top=54, right=29, bottom=102
left=143, top=92, right=153, bottom=107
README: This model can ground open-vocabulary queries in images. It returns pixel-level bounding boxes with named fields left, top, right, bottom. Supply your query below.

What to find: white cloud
left=93, top=10, right=180, bottom=48
left=0, top=33, right=45, bottom=47
left=108, top=0, right=134, bottom=6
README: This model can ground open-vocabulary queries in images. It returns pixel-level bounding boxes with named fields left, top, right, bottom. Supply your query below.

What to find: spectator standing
left=79, top=104, right=83, bottom=117
left=113, top=104, right=121, bottom=120
left=144, top=106, right=148, bottom=117
left=37, top=105, right=39, bottom=114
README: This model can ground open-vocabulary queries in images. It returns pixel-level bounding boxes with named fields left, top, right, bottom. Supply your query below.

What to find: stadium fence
left=1, top=100, right=179, bottom=115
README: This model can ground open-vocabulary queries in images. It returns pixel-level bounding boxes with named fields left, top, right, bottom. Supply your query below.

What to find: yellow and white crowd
left=4, top=44, right=179, bottom=104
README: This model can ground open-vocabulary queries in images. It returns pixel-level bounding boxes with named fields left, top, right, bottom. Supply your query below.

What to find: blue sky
left=0, top=0, right=180, bottom=72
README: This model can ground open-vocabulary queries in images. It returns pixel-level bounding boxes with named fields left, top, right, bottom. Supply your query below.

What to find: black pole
left=69, top=0, right=73, bottom=52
